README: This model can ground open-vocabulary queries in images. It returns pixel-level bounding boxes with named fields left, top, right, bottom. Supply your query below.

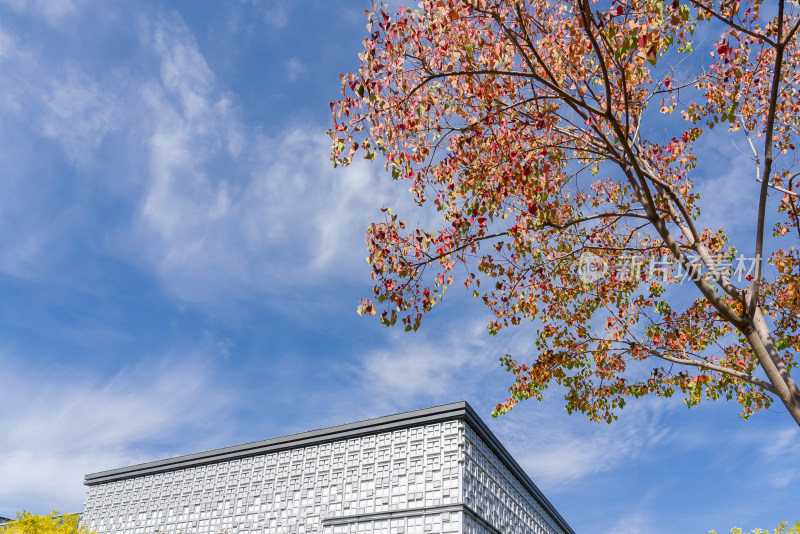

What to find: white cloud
left=0, top=23, right=121, bottom=279
left=262, top=0, right=291, bottom=28
left=506, top=403, right=670, bottom=489
left=695, top=135, right=759, bottom=239
left=0, top=24, right=16, bottom=58
left=758, top=426, right=800, bottom=488
left=0, top=30, right=120, bottom=161
left=0, top=0, right=85, bottom=24
left=149, top=17, right=218, bottom=122
left=602, top=512, right=663, bottom=534
left=0, top=353, right=233, bottom=514
left=355, top=320, right=496, bottom=401
left=131, top=120, right=404, bottom=304
left=0, top=202, right=80, bottom=279
left=0, top=5, right=432, bottom=308
left=122, top=13, right=421, bottom=306
left=39, top=69, right=120, bottom=164
left=34, top=0, right=81, bottom=23
left=761, top=426, right=800, bottom=458
left=285, top=58, right=306, bottom=81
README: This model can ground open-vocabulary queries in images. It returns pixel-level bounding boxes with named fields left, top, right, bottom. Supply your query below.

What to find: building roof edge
left=84, top=400, right=574, bottom=533
left=84, top=402, right=468, bottom=485
left=461, top=404, right=576, bottom=534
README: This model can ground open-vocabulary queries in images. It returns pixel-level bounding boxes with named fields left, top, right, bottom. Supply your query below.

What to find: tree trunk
left=746, top=308, right=800, bottom=427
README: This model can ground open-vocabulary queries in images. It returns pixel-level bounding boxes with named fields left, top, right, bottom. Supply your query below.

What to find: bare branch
left=413, top=231, right=507, bottom=267
left=750, top=0, right=788, bottom=318
left=647, top=348, right=778, bottom=395
left=756, top=177, right=800, bottom=197
left=540, top=211, right=651, bottom=231
left=688, top=0, right=777, bottom=47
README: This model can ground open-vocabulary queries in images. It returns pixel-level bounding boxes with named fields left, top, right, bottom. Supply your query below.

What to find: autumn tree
left=330, top=0, right=800, bottom=426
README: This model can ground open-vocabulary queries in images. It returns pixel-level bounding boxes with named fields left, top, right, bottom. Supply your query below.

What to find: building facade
left=81, top=402, right=574, bottom=534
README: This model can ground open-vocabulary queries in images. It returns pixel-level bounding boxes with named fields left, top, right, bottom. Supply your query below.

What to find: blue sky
left=0, top=1, right=798, bottom=533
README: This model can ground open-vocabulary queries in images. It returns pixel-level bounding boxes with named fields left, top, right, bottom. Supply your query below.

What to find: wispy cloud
left=602, top=512, right=663, bottom=534
left=690, top=125, right=790, bottom=257
left=353, top=319, right=497, bottom=405
left=496, top=400, right=671, bottom=490
left=0, top=6, right=414, bottom=307
left=0, top=21, right=122, bottom=279
left=39, top=69, right=120, bottom=164
left=285, top=58, right=306, bottom=81
left=123, top=12, right=422, bottom=307
left=0, top=24, right=16, bottom=58
left=131, top=120, right=406, bottom=305
left=758, top=426, right=800, bottom=488
left=262, top=0, right=292, bottom=28
left=0, top=0, right=86, bottom=24
left=0, top=353, right=233, bottom=514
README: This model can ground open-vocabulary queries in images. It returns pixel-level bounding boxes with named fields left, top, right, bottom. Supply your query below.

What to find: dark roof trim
left=84, top=402, right=467, bottom=484
left=84, top=401, right=574, bottom=534
left=461, top=403, right=575, bottom=534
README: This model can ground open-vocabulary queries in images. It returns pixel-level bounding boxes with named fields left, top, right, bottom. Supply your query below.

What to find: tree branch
left=413, top=231, right=507, bottom=267
left=756, top=177, right=800, bottom=197
left=647, top=347, right=778, bottom=395
left=750, top=0, right=787, bottom=319
left=688, top=0, right=777, bottom=47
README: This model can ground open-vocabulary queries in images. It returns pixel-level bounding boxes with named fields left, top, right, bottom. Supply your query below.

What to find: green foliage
left=0, top=511, right=92, bottom=534
left=710, top=521, right=800, bottom=534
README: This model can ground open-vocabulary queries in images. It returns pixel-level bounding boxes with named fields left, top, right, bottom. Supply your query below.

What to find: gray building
left=81, top=402, right=574, bottom=534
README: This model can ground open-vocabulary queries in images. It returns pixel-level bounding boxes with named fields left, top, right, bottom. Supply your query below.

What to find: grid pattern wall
left=462, top=513, right=497, bottom=534
left=82, top=420, right=463, bottom=534
left=321, top=512, right=462, bottom=534
left=461, top=426, right=564, bottom=534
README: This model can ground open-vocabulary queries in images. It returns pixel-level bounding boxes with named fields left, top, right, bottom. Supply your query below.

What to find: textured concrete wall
left=82, top=413, right=568, bottom=534
left=462, top=425, right=563, bottom=534
left=83, top=420, right=463, bottom=534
